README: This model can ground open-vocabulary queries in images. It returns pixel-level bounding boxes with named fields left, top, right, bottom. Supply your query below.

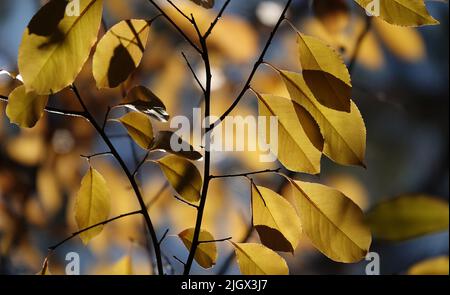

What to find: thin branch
left=182, top=51, right=206, bottom=93
left=158, top=228, right=170, bottom=245
left=145, top=0, right=202, bottom=53
left=133, top=150, right=151, bottom=177
left=1, top=95, right=87, bottom=119
left=70, top=84, right=165, bottom=275
left=209, top=0, right=293, bottom=132
left=173, top=195, right=199, bottom=209
left=348, top=15, right=372, bottom=73
left=210, top=168, right=281, bottom=179
left=146, top=183, right=170, bottom=208
left=80, top=152, right=113, bottom=160
left=48, top=210, right=143, bottom=251
left=173, top=256, right=186, bottom=266
left=204, top=0, right=231, bottom=39
left=198, top=237, right=232, bottom=244
left=166, top=0, right=192, bottom=23
left=102, top=106, right=112, bottom=131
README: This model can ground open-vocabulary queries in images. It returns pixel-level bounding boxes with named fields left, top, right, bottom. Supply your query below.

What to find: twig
left=173, top=195, right=199, bottom=209
left=198, top=237, right=232, bottom=244
left=166, top=0, right=192, bottom=23
left=348, top=15, right=372, bottom=73
left=158, top=228, right=170, bottom=245
left=210, top=168, right=281, bottom=179
left=80, top=152, right=113, bottom=160
left=204, top=0, right=231, bottom=39
left=181, top=52, right=206, bottom=93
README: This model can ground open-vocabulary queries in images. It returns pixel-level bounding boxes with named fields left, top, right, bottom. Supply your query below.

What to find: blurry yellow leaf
left=373, top=18, right=425, bottom=62
left=367, top=195, right=449, bottom=241
left=313, top=0, right=350, bottom=35
left=110, top=254, right=133, bottom=275
left=280, top=70, right=367, bottom=167
left=252, top=184, right=302, bottom=252
left=179, top=228, right=217, bottom=269
left=116, top=112, right=154, bottom=150
left=354, top=0, right=439, bottom=27
left=257, top=93, right=322, bottom=174
left=408, top=256, right=449, bottom=275
left=6, top=85, right=49, bottom=128
left=326, top=174, right=369, bottom=210
left=37, top=166, right=62, bottom=216
left=289, top=180, right=372, bottom=263
left=93, top=19, right=150, bottom=88
left=19, top=0, right=103, bottom=94
left=152, top=131, right=203, bottom=161
left=156, top=155, right=202, bottom=203
left=297, top=33, right=352, bottom=112
left=190, top=0, right=215, bottom=9
left=6, top=133, right=46, bottom=166
left=121, top=86, right=169, bottom=122
left=75, top=167, right=111, bottom=244
left=232, top=242, right=289, bottom=275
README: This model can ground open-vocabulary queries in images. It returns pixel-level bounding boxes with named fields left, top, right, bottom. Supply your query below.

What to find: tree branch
left=204, top=0, right=231, bottom=39
left=210, top=168, right=281, bottom=180
left=181, top=51, right=206, bottom=94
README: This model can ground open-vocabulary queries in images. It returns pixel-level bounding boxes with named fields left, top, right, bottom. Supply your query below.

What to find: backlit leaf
left=289, top=180, right=372, bottom=263
left=252, top=184, right=302, bottom=252
left=152, top=131, right=203, bottom=161
left=354, top=0, right=439, bottom=27
left=156, top=155, right=202, bottom=203
left=189, top=0, right=215, bottom=9
left=179, top=228, right=217, bottom=269
left=232, top=242, right=289, bottom=275
left=280, top=70, right=367, bottom=168
left=93, top=19, right=150, bottom=88
left=75, top=167, right=110, bottom=244
left=257, top=93, right=322, bottom=174
left=120, top=86, right=169, bottom=122
left=408, top=256, right=449, bottom=275
left=19, top=0, right=103, bottom=94
left=297, top=33, right=352, bottom=112
left=367, top=195, right=449, bottom=241
left=116, top=112, right=154, bottom=150
left=6, top=85, right=49, bottom=128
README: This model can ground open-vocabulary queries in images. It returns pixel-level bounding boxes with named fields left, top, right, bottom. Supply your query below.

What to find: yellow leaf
left=280, top=70, right=367, bottom=167
left=93, top=19, right=150, bottom=88
left=252, top=184, right=302, bottom=252
left=257, top=93, right=322, bottom=174
left=156, top=155, right=202, bottom=203
left=152, top=131, right=203, bottom=161
left=19, top=0, right=103, bottom=94
left=6, top=85, right=49, bottom=128
left=232, top=242, right=289, bottom=275
left=289, top=180, right=372, bottom=263
left=179, top=228, right=217, bottom=269
left=6, top=133, right=46, bottom=166
left=354, top=0, right=439, bottom=27
left=110, top=254, right=133, bottom=275
left=313, top=0, right=350, bottom=35
left=373, top=18, right=425, bottom=62
left=189, top=0, right=215, bottom=9
left=367, top=195, right=449, bottom=241
left=121, top=86, right=169, bottom=122
left=116, top=112, right=154, bottom=150
left=408, top=256, right=449, bottom=275
left=297, top=33, right=352, bottom=112
left=75, top=167, right=110, bottom=244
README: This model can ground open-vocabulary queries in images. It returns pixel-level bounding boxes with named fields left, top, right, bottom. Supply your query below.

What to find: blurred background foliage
left=0, top=0, right=448, bottom=275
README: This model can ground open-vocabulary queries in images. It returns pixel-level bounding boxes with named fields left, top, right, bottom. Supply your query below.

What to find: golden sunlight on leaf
left=408, top=256, right=449, bottom=275
left=354, top=0, right=439, bottom=27
left=367, top=195, right=449, bottom=241
left=75, top=167, right=111, bottom=244
left=6, top=85, right=49, bottom=128
left=289, top=180, right=372, bottom=263
left=115, top=112, right=154, bottom=150
left=257, top=93, right=322, bottom=174
left=156, top=155, right=202, bottom=203
left=179, top=228, right=217, bottom=269
left=297, top=33, right=352, bottom=112
left=232, top=242, right=289, bottom=275
left=19, top=0, right=103, bottom=94
left=280, top=71, right=367, bottom=168
left=252, top=183, right=302, bottom=252
left=93, top=19, right=150, bottom=88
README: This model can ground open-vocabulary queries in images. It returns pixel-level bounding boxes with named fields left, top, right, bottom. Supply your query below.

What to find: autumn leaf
left=115, top=112, right=154, bottom=150
left=289, top=180, right=372, bottom=263
left=152, top=131, right=203, bottom=161
left=257, top=93, right=322, bottom=174
left=313, top=0, right=350, bottom=35
left=232, top=242, right=289, bottom=275
left=297, top=33, right=352, bottom=112
left=6, top=85, right=49, bottom=128
left=280, top=70, right=367, bottom=168
left=189, top=0, right=215, bottom=9
left=156, top=155, right=202, bottom=203
left=252, top=183, right=302, bottom=252
left=110, top=254, right=133, bottom=275
left=19, top=0, right=103, bottom=94
left=367, top=195, right=449, bottom=241
left=119, top=86, right=169, bottom=122
left=354, top=0, right=439, bottom=27
left=75, top=167, right=110, bottom=244
left=179, top=228, right=217, bottom=269
left=408, top=256, right=449, bottom=275
left=93, top=19, right=150, bottom=88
